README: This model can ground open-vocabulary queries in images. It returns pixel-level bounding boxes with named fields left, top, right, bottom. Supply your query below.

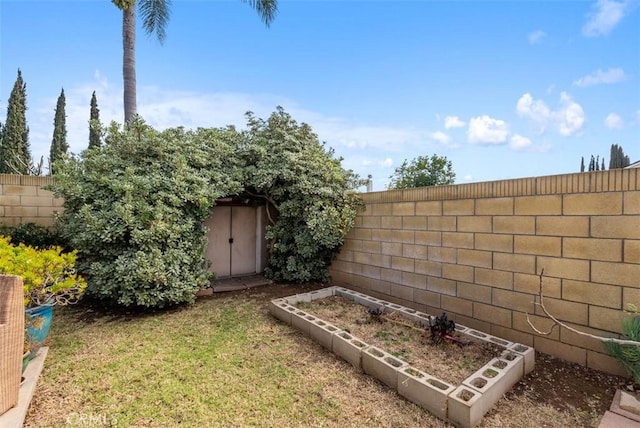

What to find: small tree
left=609, top=144, right=631, bottom=169
left=388, top=154, right=455, bottom=189
left=49, top=88, right=68, bottom=174
left=0, top=69, right=31, bottom=174
left=580, top=156, right=585, bottom=172
left=88, top=91, right=102, bottom=149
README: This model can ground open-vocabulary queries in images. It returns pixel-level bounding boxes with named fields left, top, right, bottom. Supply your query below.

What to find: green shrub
left=0, top=222, right=68, bottom=250
left=0, top=236, right=86, bottom=307
left=604, top=313, right=640, bottom=385
left=50, top=119, right=241, bottom=308
left=50, top=109, right=362, bottom=307
left=238, top=108, right=364, bottom=282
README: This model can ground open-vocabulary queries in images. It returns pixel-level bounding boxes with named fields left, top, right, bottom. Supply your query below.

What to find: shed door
left=205, top=206, right=257, bottom=277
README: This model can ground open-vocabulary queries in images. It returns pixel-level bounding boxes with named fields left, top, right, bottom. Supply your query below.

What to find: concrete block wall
left=0, top=174, right=62, bottom=227
left=330, top=169, right=640, bottom=376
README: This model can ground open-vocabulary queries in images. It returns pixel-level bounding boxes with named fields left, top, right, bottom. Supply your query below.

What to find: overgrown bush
left=237, top=108, right=364, bottom=282
left=50, top=119, right=241, bottom=308
left=0, top=222, right=68, bottom=250
left=50, top=109, right=362, bottom=307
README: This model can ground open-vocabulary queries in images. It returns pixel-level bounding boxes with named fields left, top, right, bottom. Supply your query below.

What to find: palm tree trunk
left=123, top=4, right=137, bottom=123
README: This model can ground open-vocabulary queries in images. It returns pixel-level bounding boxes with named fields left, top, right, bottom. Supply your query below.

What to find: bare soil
left=258, top=282, right=632, bottom=427
left=297, top=295, right=504, bottom=385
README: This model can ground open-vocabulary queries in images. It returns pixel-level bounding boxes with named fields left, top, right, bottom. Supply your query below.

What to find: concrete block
left=334, top=287, right=357, bottom=301
left=290, top=309, right=316, bottom=335
left=447, top=385, right=485, bottom=428
left=397, top=367, right=455, bottom=420
left=308, top=287, right=336, bottom=301
left=598, top=410, right=640, bottom=428
left=610, top=389, right=640, bottom=423
left=362, top=346, right=407, bottom=389
left=285, top=293, right=312, bottom=305
left=455, top=323, right=469, bottom=334
left=308, top=319, right=341, bottom=351
left=464, top=329, right=513, bottom=349
left=384, top=302, right=404, bottom=313
left=508, top=343, right=535, bottom=375
left=462, top=351, right=524, bottom=410
left=268, top=299, right=295, bottom=325
left=332, top=331, right=368, bottom=371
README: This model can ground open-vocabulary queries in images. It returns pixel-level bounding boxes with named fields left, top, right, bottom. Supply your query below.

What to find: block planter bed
left=269, top=287, right=534, bottom=428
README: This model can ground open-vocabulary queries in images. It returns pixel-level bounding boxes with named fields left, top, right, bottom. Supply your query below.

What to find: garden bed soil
left=296, top=295, right=504, bottom=386
left=256, top=283, right=630, bottom=427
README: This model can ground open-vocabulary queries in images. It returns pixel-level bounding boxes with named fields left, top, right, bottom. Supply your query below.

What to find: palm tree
left=112, top=0, right=278, bottom=123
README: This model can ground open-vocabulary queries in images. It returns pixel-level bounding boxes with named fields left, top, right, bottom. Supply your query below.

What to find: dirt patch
left=241, top=282, right=630, bottom=426
left=295, top=295, right=504, bottom=385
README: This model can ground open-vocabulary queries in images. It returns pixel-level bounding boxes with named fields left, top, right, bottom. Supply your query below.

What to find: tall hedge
left=238, top=108, right=364, bottom=283
left=52, top=109, right=362, bottom=308
left=51, top=119, right=241, bottom=307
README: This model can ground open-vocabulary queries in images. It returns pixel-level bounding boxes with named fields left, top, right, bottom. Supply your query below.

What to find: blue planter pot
left=25, top=303, right=54, bottom=347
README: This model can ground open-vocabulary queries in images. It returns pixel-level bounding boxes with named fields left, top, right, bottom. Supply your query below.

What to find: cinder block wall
left=330, top=169, right=640, bottom=376
left=0, top=174, right=62, bottom=227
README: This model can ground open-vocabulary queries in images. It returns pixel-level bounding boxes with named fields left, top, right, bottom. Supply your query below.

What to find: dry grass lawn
left=26, top=283, right=626, bottom=427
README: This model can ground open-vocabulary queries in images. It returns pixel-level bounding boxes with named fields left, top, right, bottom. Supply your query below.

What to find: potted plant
left=0, top=236, right=87, bottom=358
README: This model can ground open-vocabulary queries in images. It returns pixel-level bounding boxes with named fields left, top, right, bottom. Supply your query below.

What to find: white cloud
left=582, top=0, right=631, bottom=37
left=605, top=112, right=624, bottom=129
left=430, top=131, right=452, bottom=145
left=509, top=134, right=552, bottom=153
left=510, top=134, right=533, bottom=151
left=380, top=158, right=393, bottom=167
left=516, top=92, right=585, bottom=136
left=463, top=174, right=473, bottom=182
left=467, top=115, right=510, bottom=145
left=573, top=67, right=627, bottom=87
left=528, top=30, right=547, bottom=45
left=557, top=92, right=586, bottom=136
left=444, top=115, right=465, bottom=129
left=516, top=93, right=552, bottom=133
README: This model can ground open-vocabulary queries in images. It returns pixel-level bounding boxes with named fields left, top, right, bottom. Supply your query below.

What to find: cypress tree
left=609, top=144, right=631, bottom=169
left=89, top=91, right=102, bottom=149
left=49, top=88, right=68, bottom=175
left=0, top=69, right=31, bottom=174
left=601, top=158, right=605, bottom=171
left=580, top=156, right=585, bottom=172
left=595, top=156, right=600, bottom=171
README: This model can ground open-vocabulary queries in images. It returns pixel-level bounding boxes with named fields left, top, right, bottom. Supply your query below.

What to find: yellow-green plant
left=0, top=236, right=87, bottom=308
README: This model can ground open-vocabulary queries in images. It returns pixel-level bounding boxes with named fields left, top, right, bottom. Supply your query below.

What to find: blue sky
left=1, top=0, right=638, bottom=190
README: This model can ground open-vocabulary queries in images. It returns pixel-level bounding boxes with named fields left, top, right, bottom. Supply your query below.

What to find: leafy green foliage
left=0, top=222, right=68, bottom=250
left=238, top=107, right=364, bottom=283
left=0, top=69, right=32, bottom=174
left=0, top=236, right=87, bottom=308
left=49, top=88, right=68, bottom=174
left=50, top=108, right=360, bottom=306
left=388, top=154, right=455, bottom=189
left=604, top=314, right=640, bottom=385
left=51, top=118, right=241, bottom=308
